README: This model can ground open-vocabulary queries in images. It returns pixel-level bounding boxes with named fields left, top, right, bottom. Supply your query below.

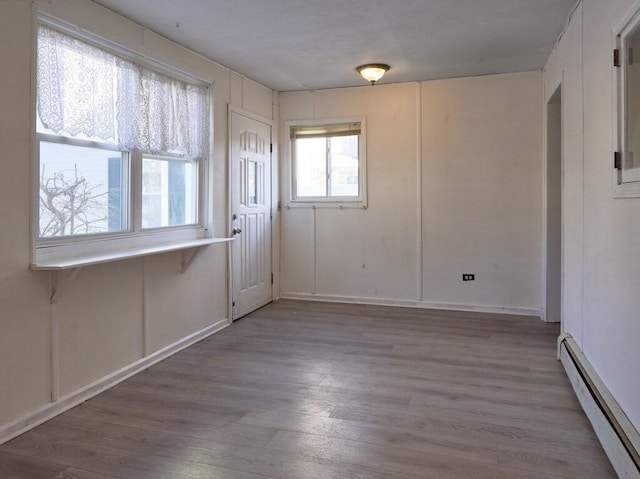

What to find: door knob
left=232, top=227, right=242, bottom=235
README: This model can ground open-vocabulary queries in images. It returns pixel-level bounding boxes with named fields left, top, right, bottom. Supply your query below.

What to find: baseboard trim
left=558, top=334, right=640, bottom=478
left=0, top=317, right=230, bottom=446
left=279, top=292, right=542, bottom=318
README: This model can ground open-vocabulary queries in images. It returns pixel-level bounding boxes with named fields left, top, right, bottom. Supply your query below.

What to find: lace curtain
left=37, top=25, right=210, bottom=158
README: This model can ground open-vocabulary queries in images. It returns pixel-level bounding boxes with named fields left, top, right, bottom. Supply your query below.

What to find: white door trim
left=542, top=75, right=564, bottom=325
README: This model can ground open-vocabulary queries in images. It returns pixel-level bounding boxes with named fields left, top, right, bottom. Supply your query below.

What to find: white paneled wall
left=544, top=0, right=640, bottom=433
left=0, top=0, right=273, bottom=439
left=280, top=72, right=543, bottom=315
left=3, top=0, right=637, bottom=450
left=421, top=73, right=543, bottom=310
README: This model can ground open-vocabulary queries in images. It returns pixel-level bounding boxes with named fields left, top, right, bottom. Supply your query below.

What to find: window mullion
left=131, top=150, right=143, bottom=232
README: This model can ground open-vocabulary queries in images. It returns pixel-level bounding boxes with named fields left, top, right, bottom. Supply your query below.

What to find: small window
left=287, top=119, right=366, bottom=208
left=614, top=5, right=640, bottom=197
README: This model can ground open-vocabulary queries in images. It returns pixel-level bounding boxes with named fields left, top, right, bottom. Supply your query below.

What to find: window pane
left=142, top=157, right=197, bottom=228
left=39, top=141, right=125, bottom=237
left=248, top=161, right=258, bottom=204
left=329, top=135, right=359, bottom=197
left=295, top=137, right=327, bottom=197
left=625, top=27, right=640, bottom=174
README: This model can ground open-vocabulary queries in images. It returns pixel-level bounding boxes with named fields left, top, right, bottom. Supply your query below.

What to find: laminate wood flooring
left=0, top=300, right=616, bottom=478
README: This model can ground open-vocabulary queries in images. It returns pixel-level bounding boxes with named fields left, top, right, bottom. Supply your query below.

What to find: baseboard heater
left=558, top=334, right=640, bottom=478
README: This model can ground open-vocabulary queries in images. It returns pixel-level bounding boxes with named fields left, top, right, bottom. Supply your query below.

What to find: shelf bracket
left=181, top=247, right=204, bottom=274
left=49, top=267, right=81, bottom=304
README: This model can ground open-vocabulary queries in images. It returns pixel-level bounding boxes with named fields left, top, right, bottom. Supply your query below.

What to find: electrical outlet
left=462, top=274, right=475, bottom=281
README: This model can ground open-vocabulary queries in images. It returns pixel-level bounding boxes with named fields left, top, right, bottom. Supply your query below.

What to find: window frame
left=613, top=2, right=640, bottom=198
left=32, top=16, right=213, bottom=265
left=140, top=153, right=202, bottom=231
left=284, top=117, right=367, bottom=209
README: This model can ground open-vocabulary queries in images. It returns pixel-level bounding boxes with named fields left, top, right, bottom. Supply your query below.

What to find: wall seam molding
left=142, top=257, right=150, bottom=355
left=312, top=207, right=317, bottom=294
left=579, top=0, right=586, bottom=350
left=416, top=82, right=424, bottom=302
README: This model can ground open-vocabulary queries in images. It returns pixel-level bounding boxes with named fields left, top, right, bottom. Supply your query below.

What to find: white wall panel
left=242, top=78, right=274, bottom=120
left=281, top=83, right=420, bottom=302
left=0, top=274, right=51, bottom=426
left=280, top=208, right=315, bottom=294
left=230, top=72, right=244, bottom=108
left=581, top=0, right=640, bottom=431
left=279, top=91, right=314, bottom=120
left=280, top=75, right=542, bottom=312
left=145, top=249, right=228, bottom=353
left=559, top=3, right=585, bottom=344
left=544, top=0, right=640, bottom=431
left=0, top=0, right=52, bottom=427
left=56, top=261, right=143, bottom=396
left=421, top=72, right=543, bottom=311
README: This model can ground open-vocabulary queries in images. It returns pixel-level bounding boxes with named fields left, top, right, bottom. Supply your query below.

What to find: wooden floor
left=1, top=300, right=615, bottom=479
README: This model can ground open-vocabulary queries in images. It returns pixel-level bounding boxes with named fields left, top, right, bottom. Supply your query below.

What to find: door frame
left=542, top=79, right=564, bottom=325
left=227, top=105, right=275, bottom=321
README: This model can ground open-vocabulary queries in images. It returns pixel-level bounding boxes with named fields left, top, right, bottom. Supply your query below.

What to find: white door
left=230, top=110, right=272, bottom=319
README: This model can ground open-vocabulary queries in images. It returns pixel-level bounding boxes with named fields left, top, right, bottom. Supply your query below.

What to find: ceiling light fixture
left=356, top=63, right=390, bottom=86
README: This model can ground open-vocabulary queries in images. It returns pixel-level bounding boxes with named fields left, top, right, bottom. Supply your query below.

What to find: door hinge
left=271, top=272, right=274, bottom=284
left=270, top=143, right=273, bottom=153
left=614, top=151, right=622, bottom=170
left=614, top=48, right=621, bottom=67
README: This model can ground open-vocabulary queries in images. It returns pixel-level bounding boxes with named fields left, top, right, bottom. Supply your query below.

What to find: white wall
left=0, top=0, right=273, bottom=438
left=544, top=0, right=640, bottom=431
left=279, top=72, right=543, bottom=316
left=10, top=0, right=637, bottom=449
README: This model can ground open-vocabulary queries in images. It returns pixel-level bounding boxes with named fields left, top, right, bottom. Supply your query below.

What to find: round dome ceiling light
left=356, top=63, right=390, bottom=86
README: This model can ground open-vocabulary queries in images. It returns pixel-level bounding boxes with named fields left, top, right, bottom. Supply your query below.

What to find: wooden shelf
left=31, top=237, right=233, bottom=271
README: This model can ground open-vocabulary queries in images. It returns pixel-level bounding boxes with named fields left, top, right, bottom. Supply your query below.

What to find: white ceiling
left=93, top=0, right=577, bottom=92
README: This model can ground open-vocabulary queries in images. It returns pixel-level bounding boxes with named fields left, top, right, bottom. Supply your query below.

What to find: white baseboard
left=0, top=317, right=230, bottom=446
left=279, top=292, right=542, bottom=318
left=558, top=334, right=640, bottom=478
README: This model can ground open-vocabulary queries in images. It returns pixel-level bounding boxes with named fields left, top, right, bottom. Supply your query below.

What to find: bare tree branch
left=39, top=164, right=110, bottom=237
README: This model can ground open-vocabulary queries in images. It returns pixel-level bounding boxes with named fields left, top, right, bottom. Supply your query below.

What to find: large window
left=287, top=120, right=366, bottom=208
left=614, top=4, right=640, bottom=197
left=35, top=22, right=210, bottom=258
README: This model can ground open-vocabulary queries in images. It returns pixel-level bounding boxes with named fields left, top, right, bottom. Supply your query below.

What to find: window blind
left=290, top=122, right=361, bottom=139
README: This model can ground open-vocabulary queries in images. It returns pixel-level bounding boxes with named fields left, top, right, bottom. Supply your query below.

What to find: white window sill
left=31, top=237, right=233, bottom=271
left=612, top=178, right=640, bottom=198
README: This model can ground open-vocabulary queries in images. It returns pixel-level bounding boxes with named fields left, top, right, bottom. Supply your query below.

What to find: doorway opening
left=546, top=85, right=562, bottom=325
